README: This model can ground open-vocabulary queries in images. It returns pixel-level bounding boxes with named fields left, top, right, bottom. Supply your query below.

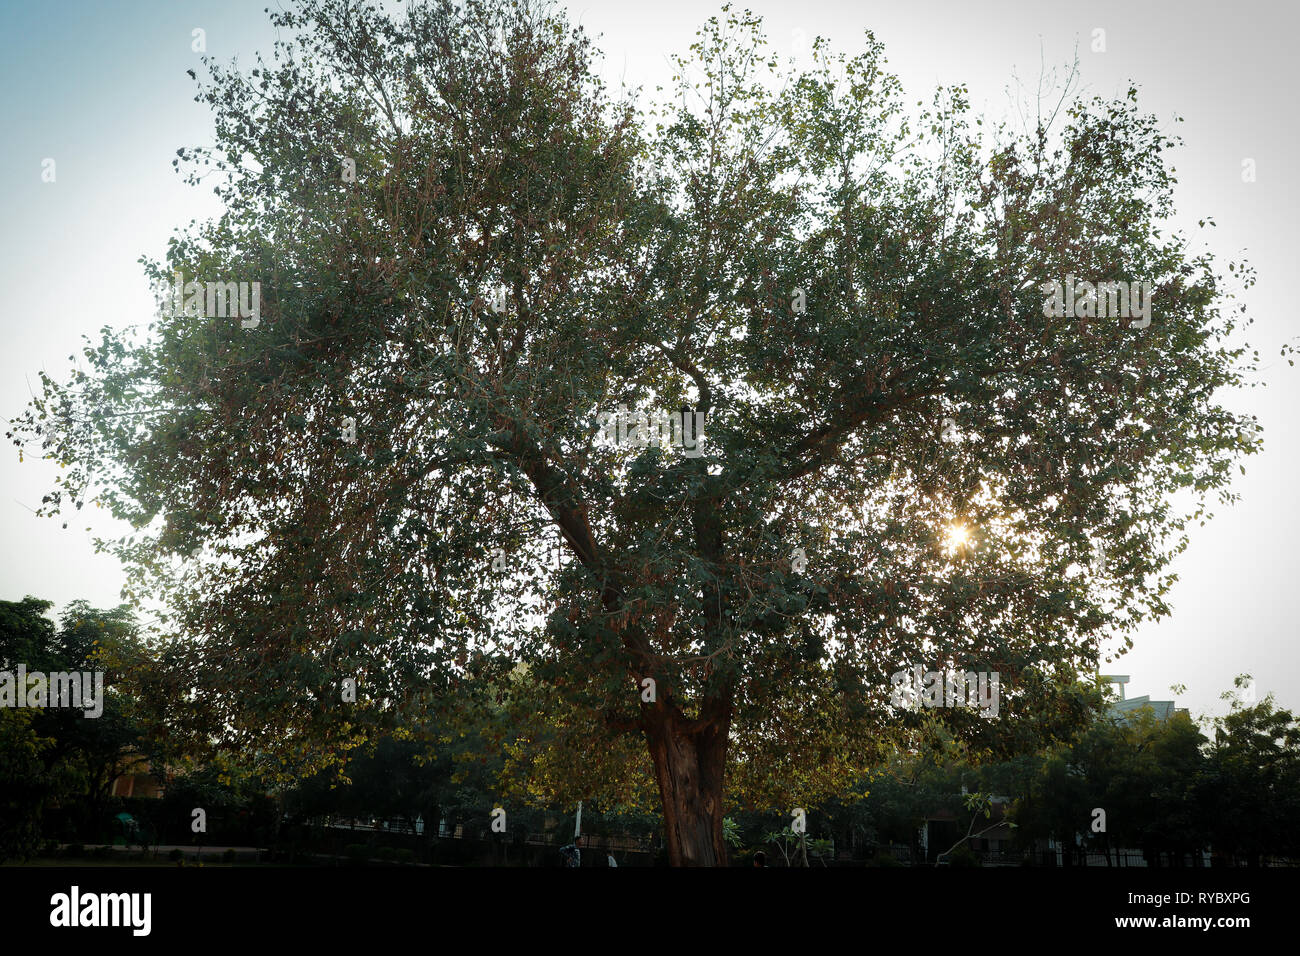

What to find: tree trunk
left=644, top=707, right=729, bottom=867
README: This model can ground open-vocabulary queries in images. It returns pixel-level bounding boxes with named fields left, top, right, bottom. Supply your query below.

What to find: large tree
left=9, top=0, right=1261, bottom=864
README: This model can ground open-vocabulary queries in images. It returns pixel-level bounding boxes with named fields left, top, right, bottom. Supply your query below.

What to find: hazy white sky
left=1, top=0, right=1295, bottom=722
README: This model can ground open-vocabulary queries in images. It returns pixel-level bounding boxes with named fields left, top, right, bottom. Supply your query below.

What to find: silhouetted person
left=560, top=834, right=583, bottom=867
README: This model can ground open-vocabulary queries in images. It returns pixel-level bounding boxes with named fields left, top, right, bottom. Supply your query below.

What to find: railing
left=319, top=816, right=657, bottom=854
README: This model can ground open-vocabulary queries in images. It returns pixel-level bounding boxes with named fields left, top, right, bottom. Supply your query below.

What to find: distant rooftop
left=1098, top=676, right=1186, bottom=721
left=1108, top=694, right=1188, bottom=723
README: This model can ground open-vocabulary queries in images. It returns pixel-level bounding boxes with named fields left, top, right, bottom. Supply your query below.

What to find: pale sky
left=1, top=0, right=1295, bottom=723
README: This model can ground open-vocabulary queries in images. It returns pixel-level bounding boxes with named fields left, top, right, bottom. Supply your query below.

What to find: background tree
left=1013, top=705, right=1209, bottom=866
left=8, top=0, right=1261, bottom=864
left=0, top=706, right=54, bottom=861
left=0, top=597, right=62, bottom=860
left=1202, top=679, right=1300, bottom=866
left=0, top=598, right=147, bottom=859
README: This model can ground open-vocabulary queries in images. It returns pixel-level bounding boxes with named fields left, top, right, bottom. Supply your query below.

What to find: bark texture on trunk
left=645, top=707, right=730, bottom=867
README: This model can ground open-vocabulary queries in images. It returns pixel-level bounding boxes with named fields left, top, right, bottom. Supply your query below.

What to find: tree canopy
left=8, top=0, right=1261, bottom=864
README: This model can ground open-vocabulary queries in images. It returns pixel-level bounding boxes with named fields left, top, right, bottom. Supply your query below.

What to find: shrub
left=222, top=848, right=238, bottom=864
left=375, top=846, right=397, bottom=862
left=168, top=848, right=184, bottom=863
left=344, top=844, right=368, bottom=863
left=871, top=851, right=903, bottom=867
left=394, top=848, right=416, bottom=864
left=948, top=844, right=982, bottom=867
